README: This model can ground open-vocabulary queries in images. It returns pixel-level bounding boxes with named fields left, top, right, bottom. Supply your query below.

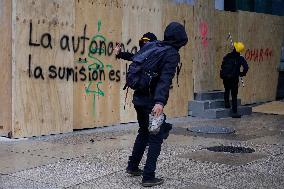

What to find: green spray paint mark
left=98, top=19, right=102, bottom=32
left=88, top=34, right=106, bottom=71
left=85, top=19, right=108, bottom=115
left=87, top=35, right=106, bottom=114
left=106, top=64, right=113, bottom=71
left=75, top=20, right=116, bottom=116
left=85, top=81, right=105, bottom=116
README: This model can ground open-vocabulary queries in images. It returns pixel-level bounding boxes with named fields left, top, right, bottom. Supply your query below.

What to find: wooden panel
left=0, top=0, right=12, bottom=136
left=120, top=0, right=163, bottom=123
left=12, top=0, right=74, bottom=137
left=193, top=0, right=215, bottom=92
left=74, top=0, right=122, bottom=129
left=213, top=11, right=284, bottom=105
left=237, top=11, right=284, bottom=104
left=213, top=10, right=239, bottom=90
left=253, top=101, right=284, bottom=115
left=162, top=2, right=194, bottom=117
left=8, top=0, right=284, bottom=137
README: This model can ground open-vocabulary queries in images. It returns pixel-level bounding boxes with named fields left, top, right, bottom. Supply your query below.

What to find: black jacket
left=116, top=52, right=134, bottom=61
left=133, top=22, right=188, bottom=107
left=220, top=50, right=249, bottom=79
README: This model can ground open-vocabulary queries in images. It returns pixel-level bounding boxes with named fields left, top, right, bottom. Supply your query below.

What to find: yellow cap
left=233, top=42, right=245, bottom=53
left=141, top=37, right=150, bottom=41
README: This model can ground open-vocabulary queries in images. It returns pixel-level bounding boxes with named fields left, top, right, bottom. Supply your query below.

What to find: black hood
left=227, top=48, right=240, bottom=58
left=163, top=22, right=188, bottom=50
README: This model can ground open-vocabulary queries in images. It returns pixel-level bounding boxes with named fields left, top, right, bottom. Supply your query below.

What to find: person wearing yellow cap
left=115, top=32, right=157, bottom=61
left=220, top=42, right=249, bottom=118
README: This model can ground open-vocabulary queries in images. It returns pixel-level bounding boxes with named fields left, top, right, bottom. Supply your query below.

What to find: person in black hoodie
left=220, top=42, right=249, bottom=118
left=115, top=32, right=157, bottom=61
left=126, top=22, right=188, bottom=187
left=116, top=32, right=173, bottom=140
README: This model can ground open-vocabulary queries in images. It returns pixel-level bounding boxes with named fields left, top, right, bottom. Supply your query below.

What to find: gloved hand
left=240, top=72, right=246, bottom=77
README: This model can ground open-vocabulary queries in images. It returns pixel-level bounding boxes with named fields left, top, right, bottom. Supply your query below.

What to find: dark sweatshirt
left=220, top=49, right=249, bottom=79
left=133, top=22, right=188, bottom=107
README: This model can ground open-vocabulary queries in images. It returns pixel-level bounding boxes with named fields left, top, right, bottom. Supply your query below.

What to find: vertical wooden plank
left=238, top=12, right=256, bottom=104
left=213, top=10, right=239, bottom=90
left=258, top=15, right=284, bottom=102
left=74, top=0, right=122, bottom=129
left=162, top=2, right=194, bottom=117
left=193, top=0, right=215, bottom=92
left=120, top=0, right=163, bottom=123
left=12, top=0, right=74, bottom=137
left=0, top=0, right=12, bottom=136
left=238, top=11, right=284, bottom=104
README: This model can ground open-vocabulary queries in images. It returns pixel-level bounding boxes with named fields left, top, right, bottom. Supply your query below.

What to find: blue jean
left=127, top=105, right=165, bottom=180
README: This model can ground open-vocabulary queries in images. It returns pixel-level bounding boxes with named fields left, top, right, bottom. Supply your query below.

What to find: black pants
left=127, top=105, right=166, bottom=180
left=223, top=78, right=239, bottom=113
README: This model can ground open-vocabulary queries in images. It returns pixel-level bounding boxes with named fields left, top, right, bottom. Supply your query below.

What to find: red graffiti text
left=244, top=48, right=272, bottom=62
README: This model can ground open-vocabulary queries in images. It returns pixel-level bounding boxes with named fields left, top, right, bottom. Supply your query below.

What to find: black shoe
left=231, top=113, right=241, bottom=118
left=126, top=168, right=143, bottom=176
left=163, top=123, right=172, bottom=139
left=142, top=178, right=164, bottom=187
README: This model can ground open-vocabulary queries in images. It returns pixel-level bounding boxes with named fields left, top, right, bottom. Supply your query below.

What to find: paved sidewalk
left=0, top=113, right=283, bottom=188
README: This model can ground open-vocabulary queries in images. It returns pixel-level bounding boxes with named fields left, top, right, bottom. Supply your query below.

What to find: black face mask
left=139, top=39, right=150, bottom=48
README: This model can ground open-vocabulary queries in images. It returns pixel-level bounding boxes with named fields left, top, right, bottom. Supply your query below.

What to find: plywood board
left=7, top=0, right=284, bottom=137
left=238, top=11, right=284, bottom=104
left=162, top=2, right=194, bottom=117
left=253, top=101, right=284, bottom=115
left=193, top=0, right=215, bottom=92
left=0, top=0, right=12, bottom=136
left=74, top=0, right=122, bottom=129
left=12, top=0, right=74, bottom=137
left=213, top=11, right=284, bottom=105
left=120, top=0, right=163, bottom=123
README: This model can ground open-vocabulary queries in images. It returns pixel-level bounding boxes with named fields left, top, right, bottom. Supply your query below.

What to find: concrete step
left=190, top=106, right=252, bottom=119
left=189, top=99, right=241, bottom=112
left=194, top=91, right=224, bottom=101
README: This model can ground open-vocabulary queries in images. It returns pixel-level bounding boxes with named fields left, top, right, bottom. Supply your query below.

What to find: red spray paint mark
left=244, top=48, right=273, bottom=62
left=199, top=21, right=208, bottom=48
